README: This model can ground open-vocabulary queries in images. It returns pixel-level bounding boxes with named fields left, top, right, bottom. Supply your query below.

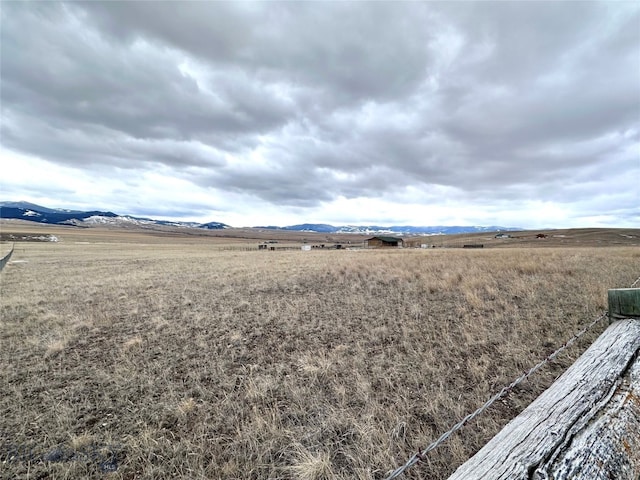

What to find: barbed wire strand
left=384, top=309, right=610, bottom=479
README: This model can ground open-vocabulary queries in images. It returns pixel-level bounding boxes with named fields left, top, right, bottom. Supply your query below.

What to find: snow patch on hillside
left=82, top=215, right=153, bottom=226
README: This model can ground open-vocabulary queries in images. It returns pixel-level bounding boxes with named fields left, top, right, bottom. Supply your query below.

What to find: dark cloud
left=1, top=1, right=638, bottom=226
left=77, top=2, right=434, bottom=101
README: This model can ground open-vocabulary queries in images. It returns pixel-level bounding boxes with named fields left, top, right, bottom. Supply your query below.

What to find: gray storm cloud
left=1, top=1, right=638, bottom=225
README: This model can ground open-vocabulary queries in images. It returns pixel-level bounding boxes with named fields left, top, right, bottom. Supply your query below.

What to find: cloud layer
left=2, top=1, right=638, bottom=227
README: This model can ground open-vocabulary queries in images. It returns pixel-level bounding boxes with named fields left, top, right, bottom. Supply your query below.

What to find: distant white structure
left=301, top=245, right=311, bottom=251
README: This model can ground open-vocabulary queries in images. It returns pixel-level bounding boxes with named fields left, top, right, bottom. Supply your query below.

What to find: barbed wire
left=384, top=309, right=610, bottom=479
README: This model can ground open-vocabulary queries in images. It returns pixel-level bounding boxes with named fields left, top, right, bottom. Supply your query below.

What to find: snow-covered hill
left=0, top=202, right=230, bottom=230
left=1, top=201, right=519, bottom=234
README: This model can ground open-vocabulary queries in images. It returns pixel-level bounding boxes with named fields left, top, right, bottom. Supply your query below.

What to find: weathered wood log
left=447, top=318, right=640, bottom=480
left=609, top=288, right=640, bottom=320
left=0, top=245, right=14, bottom=272
left=542, top=357, right=640, bottom=479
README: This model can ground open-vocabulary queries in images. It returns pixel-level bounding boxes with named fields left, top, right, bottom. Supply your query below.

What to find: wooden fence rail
left=447, top=288, right=640, bottom=480
left=0, top=245, right=14, bottom=272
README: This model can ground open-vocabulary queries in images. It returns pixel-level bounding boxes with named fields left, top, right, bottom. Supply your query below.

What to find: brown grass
left=0, top=233, right=638, bottom=479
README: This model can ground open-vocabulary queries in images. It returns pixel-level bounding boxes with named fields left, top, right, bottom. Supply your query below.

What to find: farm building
left=364, top=236, right=404, bottom=248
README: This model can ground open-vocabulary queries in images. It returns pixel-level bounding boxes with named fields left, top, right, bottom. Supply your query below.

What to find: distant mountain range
left=0, top=201, right=230, bottom=230
left=1, top=201, right=520, bottom=235
left=256, top=223, right=519, bottom=235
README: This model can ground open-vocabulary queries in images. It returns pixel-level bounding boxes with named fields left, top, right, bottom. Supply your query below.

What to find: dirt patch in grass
left=1, top=240, right=638, bottom=479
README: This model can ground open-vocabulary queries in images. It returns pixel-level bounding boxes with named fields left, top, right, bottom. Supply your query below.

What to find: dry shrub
left=288, top=446, right=336, bottom=480
left=122, top=336, right=143, bottom=350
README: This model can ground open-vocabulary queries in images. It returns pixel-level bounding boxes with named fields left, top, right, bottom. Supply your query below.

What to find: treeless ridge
left=0, top=224, right=638, bottom=479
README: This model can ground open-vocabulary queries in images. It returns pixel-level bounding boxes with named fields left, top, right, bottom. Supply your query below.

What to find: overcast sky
left=2, top=1, right=639, bottom=228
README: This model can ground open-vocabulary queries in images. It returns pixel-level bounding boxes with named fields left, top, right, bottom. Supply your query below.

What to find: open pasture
left=1, top=231, right=638, bottom=479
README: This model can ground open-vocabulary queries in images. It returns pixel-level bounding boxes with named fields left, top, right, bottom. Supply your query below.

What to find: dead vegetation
left=0, top=236, right=638, bottom=479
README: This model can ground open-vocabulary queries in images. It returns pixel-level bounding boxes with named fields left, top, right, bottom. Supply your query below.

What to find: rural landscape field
left=1, top=223, right=639, bottom=479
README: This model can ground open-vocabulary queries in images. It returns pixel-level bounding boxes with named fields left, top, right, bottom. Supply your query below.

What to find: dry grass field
left=1, top=225, right=639, bottom=479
